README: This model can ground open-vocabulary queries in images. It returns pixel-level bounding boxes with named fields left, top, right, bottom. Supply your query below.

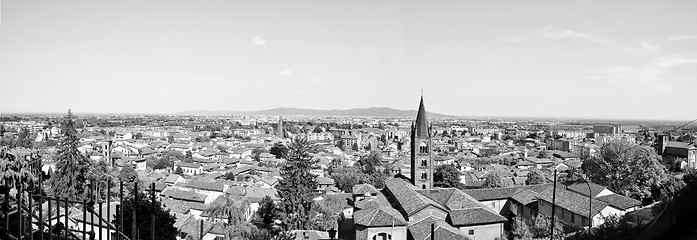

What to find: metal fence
left=1, top=161, right=159, bottom=240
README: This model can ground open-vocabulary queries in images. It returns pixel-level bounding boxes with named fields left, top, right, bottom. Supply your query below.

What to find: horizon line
left=1, top=110, right=693, bottom=123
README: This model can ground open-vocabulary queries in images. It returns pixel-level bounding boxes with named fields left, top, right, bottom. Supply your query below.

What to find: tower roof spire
left=415, top=95, right=429, bottom=138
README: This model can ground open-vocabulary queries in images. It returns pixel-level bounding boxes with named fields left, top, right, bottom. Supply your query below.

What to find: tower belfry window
left=421, top=159, right=427, bottom=167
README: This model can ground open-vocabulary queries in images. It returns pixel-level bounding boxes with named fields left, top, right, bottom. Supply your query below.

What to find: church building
left=353, top=95, right=506, bottom=240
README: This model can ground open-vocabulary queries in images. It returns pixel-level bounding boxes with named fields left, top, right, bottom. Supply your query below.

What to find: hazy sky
left=2, top=0, right=697, bottom=120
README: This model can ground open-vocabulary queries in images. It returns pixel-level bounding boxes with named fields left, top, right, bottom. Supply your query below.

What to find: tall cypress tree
left=276, top=139, right=317, bottom=231
left=49, top=110, right=91, bottom=201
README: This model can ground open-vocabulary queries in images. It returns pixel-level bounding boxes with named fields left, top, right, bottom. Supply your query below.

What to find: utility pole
left=550, top=169, right=557, bottom=240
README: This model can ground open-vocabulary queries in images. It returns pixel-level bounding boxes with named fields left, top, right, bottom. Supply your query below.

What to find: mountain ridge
left=175, top=107, right=455, bottom=118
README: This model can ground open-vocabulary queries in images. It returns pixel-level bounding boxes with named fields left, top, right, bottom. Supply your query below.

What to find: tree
left=329, top=166, right=370, bottom=192
left=509, top=217, right=532, bottom=240
left=582, top=139, right=670, bottom=202
left=114, top=192, right=178, bottom=240
left=483, top=172, right=509, bottom=188
left=257, top=196, right=279, bottom=230
left=538, top=150, right=552, bottom=159
left=119, top=164, right=141, bottom=197
left=352, top=143, right=359, bottom=151
left=358, top=151, right=382, bottom=174
left=0, top=147, right=36, bottom=190
left=205, top=194, right=247, bottom=225
left=216, top=145, right=228, bottom=153
left=434, top=164, right=463, bottom=188
left=252, top=148, right=264, bottom=161
left=676, top=134, right=695, bottom=144
left=309, top=194, right=348, bottom=231
left=525, top=169, right=546, bottom=185
left=276, top=139, right=317, bottom=231
left=269, top=143, right=288, bottom=159
left=368, top=171, right=388, bottom=189
left=174, top=166, right=183, bottom=175
left=335, top=139, right=345, bottom=151
left=651, top=176, right=685, bottom=202
left=530, top=215, right=565, bottom=239
left=49, top=110, right=92, bottom=201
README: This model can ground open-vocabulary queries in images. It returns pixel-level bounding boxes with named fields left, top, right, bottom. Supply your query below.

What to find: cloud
left=533, top=27, right=660, bottom=55
left=504, top=27, right=660, bottom=55
left=252, top=36, right=268, bottom=50
left=667, top=35, right=697, bottom=41
left=308, top=78, right=326, bottom=84
left=590, top=54, right=697, bottom=93
left=280, top=69, right=293, bottom=77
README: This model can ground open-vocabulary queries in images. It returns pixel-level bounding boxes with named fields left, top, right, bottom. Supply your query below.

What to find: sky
left=2, top=0, right=697, bottom=120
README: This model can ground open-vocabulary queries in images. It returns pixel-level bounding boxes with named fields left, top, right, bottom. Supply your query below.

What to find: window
left=372, top=233, right=391, bottom=240
left=422, top=184, right=426, bottom=189
left=468, top=230, right=474, bottom=235
left=421, top=159, right=427, bottom=167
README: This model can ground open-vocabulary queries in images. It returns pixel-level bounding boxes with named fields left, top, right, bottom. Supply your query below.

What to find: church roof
left=408, top=217, right=470, bottom=240
left=354, top=205, right=407, bottom=227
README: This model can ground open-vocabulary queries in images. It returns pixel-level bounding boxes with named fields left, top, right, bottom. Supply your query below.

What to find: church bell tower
left=410, top=95, right=434, bottom=189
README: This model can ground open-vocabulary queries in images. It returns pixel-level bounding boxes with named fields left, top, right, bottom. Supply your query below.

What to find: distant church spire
left=414, top=95, right=430, bottom=138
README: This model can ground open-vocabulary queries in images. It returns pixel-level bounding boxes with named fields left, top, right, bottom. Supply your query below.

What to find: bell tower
left=410, top=95, right=434, bottom=189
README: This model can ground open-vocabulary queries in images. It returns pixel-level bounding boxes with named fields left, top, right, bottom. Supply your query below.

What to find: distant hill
left=176, top=107, right=455, bottom=118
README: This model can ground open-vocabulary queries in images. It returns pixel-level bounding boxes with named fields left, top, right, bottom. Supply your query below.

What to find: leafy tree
left=582, top=139, right=670, bottom=202
left=257, top=196, right=279, bottom=230
left=651, top=176, right=685, bottom=202
left=269, top=143, right=288, bottom=159
left=368, top=171, right=388, bottom=189
left=276, top=139, right=317, bottom=231
left=434, top=164, right=463, bottom=188
left=251, top=147, right=265, bottom=161
left=358, top=151, right=382, bottom=174
left=119, top=164, right=141, bottom=197
left=483, top=172, right=509, bottom=188
left=676, top=134, right=695, bottom=144
left=330, top=166, right=368, bottom=192
left=309, top=194, right=348, bottom=231
left=352, top=143, right=359, bottom=151
left=113, top=192, right=178, bottom=240
left=0, top=147, right=36, bottom=190
left=216, top=145, right=228, bottom=153
left=174, top=166, right=184, bottom=175
left=509, top=217, right=532, bottom=240
left=538, top=150, right=552, bottom=159
left=49, top=110, right=92, bottom=201
left=335, top=139, right=345, bottom=151
left=526, top=169, right=546, bottom=185
left=530, top=215, right=565, bottom=239
left=205, top=194, right=247, bottom=225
